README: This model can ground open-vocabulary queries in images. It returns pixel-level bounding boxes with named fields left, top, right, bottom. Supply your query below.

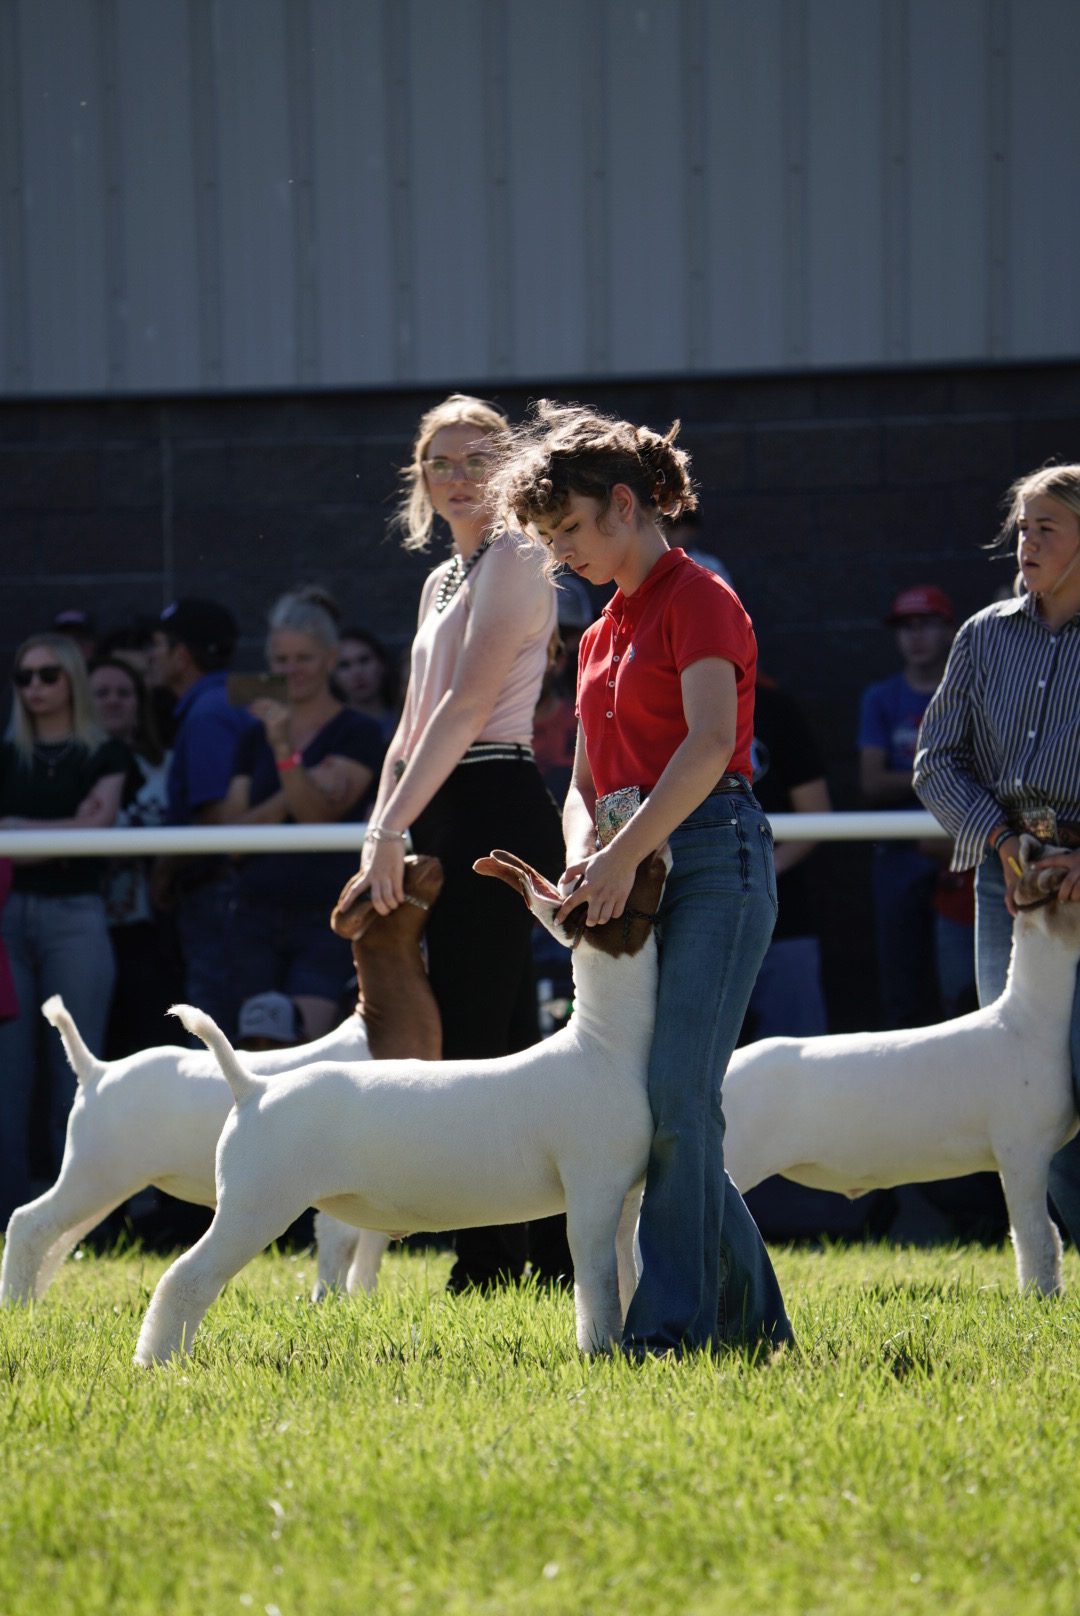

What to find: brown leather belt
left=707, top=772, right=752, bottom=796
left=641, top=772, right=753, bottom=801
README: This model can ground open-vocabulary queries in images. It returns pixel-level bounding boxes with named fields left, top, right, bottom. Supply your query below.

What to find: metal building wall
left=2, top=0, right=1079, bottom=397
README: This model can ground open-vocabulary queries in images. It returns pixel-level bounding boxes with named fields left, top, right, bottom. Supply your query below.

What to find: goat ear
left=1035, top=864, right=1068, bottom=896
left=1018, top=833, right=1044, bottom=868
left=473, top=851, right=562, bottom=912
left=474, top=854, right=527, bottom=898
left=330, top=887, right=376, bottom=940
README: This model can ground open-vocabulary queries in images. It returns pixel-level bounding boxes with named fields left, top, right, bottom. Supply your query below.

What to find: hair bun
left=294, top=583, right=342, bottom=623
left=636, top=421, right=696, bottom=518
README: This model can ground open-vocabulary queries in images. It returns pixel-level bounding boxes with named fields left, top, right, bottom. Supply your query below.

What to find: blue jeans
left=226, top=893, right=354, bottom=1006
left=935, top=912, right=978, bottom=1016
left=175, top=874, right=239, bottom=1040
left=975, top=857, right=1080, bottom=1244
left=622, top=791, right=792, bottom=1355
left=0, top=890, right=115, bottom=1220
left=872, top=843, right=941, bottom=1027
left=747, top=935, right=828, bottom=1039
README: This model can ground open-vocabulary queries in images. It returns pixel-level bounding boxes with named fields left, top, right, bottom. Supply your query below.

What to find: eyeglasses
left=14, top=665, right=64, bottom=688
left=422, top=454, right=490, bottom=484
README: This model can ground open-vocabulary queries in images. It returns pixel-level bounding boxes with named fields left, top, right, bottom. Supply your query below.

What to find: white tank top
left=400, top=532, right=555, bottom=752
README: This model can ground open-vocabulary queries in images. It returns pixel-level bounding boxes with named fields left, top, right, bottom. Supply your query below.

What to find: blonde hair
left=488, top=400, right=697, bottom=575
left=7, top=633, right=105, bottom=762
left=392, top=393, right=510, bottom=552
left=997, top=463, right=1080, bottom=551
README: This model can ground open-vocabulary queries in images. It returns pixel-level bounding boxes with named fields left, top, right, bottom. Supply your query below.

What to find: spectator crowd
left=3, top=419, right=1050, bottom=1277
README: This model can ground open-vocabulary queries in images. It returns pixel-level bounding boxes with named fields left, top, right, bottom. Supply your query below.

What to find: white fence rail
left=0, top=812, right=944, bottom=861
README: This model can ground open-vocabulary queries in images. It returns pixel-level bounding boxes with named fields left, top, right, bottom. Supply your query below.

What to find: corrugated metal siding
left=1, top=0, right=1078, bottom=396
left=1009, top=0, right=1080, bottom=358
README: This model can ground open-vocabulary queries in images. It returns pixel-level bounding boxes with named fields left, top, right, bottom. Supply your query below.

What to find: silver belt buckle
left=595, top=785, right=641, bottom=848
left=1017, top=804, right=1058, bottom=842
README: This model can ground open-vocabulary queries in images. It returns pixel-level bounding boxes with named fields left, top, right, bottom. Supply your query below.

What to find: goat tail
left=41, top=995, right=106, bottom=1087
left=168, top=1004, right=263, bottom=1107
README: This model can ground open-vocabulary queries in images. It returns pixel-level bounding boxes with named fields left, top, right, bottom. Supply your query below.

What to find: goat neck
left=1002, top=860, right=1080, bottom=1038
left=563, top=917, right=660, bottom=1057
left=329, top=854, right=444, bottom=1061
left=474, top=847, right=670, bottom=1060
left=352, top=943, right=441, bottom=1062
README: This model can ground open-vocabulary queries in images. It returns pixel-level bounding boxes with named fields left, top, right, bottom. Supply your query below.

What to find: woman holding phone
left=221, top=587, right=384, bottom=1040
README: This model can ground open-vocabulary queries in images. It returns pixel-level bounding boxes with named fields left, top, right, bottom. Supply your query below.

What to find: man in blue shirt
left=150, top=597, right=254, bottom=1035
left=857, top=584, right=964, bottom=1030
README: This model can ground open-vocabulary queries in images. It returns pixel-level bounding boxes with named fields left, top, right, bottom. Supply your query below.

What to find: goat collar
left=1014, top=892, right=1055, bottom=913
left=354, top=890, right=430, bottom=913
left=566, top=901, right=660, bottom=953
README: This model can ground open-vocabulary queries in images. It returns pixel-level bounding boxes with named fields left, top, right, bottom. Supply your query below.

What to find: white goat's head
left=474, top=847, right=671, bottom=958
left=1013, top=835, right=1080, bottom=949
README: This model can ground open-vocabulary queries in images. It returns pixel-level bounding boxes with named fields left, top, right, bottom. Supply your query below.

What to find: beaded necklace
left=33, top=738, right=78, bottom=779
left=433, top=537, right=493, bottom=613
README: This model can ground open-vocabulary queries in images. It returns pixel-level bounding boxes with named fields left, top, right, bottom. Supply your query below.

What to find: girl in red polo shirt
left=493, top=400, right=791, bottom=1357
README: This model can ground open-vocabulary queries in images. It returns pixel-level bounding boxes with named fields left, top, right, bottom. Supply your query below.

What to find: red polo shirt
left=576, top=548, right=757, bottom=798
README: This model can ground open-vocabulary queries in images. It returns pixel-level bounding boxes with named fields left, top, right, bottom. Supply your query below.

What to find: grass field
left=2, top=1238, right=1079, bottom=1615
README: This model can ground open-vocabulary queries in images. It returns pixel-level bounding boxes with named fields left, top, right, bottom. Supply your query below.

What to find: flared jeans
left=623, top=789, right=793, bottom=1355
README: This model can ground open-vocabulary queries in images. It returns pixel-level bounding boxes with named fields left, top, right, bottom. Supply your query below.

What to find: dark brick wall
left=2, top=360, right=1077, bottom=1029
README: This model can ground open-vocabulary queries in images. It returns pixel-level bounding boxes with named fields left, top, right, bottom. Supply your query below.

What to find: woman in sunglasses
left=336, top=393, right=567, bottom=1291
left=0, top=634, right=129, bottom=1224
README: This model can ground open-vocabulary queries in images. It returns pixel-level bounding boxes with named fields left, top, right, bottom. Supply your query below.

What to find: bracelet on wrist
left=989, top=827, right=1019, bottom=854
left=366, top=823, right=408, bottom=845
left=276, top=750, right=303, bottom=773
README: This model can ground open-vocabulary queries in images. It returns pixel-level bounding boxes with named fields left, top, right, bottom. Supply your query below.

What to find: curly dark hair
left=488, top=400, right=697, bottom=557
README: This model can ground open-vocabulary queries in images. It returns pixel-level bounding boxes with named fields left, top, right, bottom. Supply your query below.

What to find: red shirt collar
left=601, top=547, right=688, bottom=625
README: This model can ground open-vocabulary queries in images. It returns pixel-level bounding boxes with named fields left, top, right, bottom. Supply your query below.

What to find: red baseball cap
left=884, top=585, right=955, bottom=625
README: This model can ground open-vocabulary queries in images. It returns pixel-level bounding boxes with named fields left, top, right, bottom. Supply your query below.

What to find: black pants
left=105, top=918, right=185, bottom=1060
left=411, top=754, right=570, bottom=1287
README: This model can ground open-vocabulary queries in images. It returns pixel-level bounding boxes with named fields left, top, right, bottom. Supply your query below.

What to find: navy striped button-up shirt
left=913, top=593, right=1080, bottom=871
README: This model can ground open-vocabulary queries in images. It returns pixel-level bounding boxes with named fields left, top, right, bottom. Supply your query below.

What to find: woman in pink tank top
left=338, top=393, right=568, bottom=1291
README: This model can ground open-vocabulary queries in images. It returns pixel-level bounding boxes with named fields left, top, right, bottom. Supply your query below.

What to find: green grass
left=2, top=1239, right=1080, bottom=1615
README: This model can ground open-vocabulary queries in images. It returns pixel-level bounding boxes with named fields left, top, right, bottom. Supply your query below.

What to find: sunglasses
left=422, top=454, right=490, bottom=484
left=14, top=665, right=64, bottom=688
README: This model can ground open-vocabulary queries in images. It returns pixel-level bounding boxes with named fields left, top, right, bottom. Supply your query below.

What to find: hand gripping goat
left=723, top=837, right=1080, bottom=1295
left=0, top=855, right=443, bottom=1306
left=133, top=846, right=670, bottom=1365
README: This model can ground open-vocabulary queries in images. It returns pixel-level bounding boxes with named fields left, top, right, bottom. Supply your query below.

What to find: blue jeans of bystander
left=622, top=790, right=792, bottom=1356
left=975, top=855, right=1080, bottom=1244
left=746, top=935, right=828, bottom=1039
left=175, top=874, right=239, bottom=1041
left=0, top=891, right=115, bottom=1221
left=872, top=843, right=942, bottom=1028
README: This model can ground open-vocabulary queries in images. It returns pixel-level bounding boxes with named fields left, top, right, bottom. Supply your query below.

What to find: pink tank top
left=400, top=532, right=555, bottom=752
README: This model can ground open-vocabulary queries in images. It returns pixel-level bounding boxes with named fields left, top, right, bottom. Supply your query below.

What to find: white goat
left=133, top=847, right=670, bottom=1365
left=0, top=855, right=443, bottom=1306
left=723, top=837, right=1080, bottom=1295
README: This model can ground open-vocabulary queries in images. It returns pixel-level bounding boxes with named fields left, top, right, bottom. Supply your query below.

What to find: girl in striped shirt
left=914, top=463, right=1080, bottom=1240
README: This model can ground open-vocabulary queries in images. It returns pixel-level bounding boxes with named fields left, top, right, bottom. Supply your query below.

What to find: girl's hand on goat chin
left=1033, top=848, right=1080, bottom=904
left=366, top=839, right=407, bottom=914
left=346, top=840, right=405, bottom=916
left=555, top=845, right=637, bottom=928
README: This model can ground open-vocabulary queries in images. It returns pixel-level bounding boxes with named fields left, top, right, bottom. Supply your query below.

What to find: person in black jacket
left=0, top=634, right=129, bottom=1219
